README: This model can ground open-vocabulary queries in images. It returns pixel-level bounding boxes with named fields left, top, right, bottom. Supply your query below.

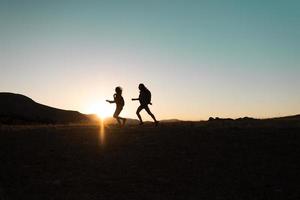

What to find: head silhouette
left=115, top=86, right=122, bottom=95
left=139, top=83, right=146, bottom=91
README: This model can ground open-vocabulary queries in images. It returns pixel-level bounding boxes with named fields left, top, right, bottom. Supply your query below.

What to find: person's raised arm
left=106, top=100, right=115, bottom=104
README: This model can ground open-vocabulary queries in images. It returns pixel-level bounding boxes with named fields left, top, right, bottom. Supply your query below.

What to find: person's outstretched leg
left=113, top=108, right=122, bottom=127
left=115, top=118, right=122, bottom=126
left=136, top=106, right=144, bottom=125
left=122, top=118, right=126, bottom=126
left=144, top=106, right=158, bottom=126
left=118, top=116, right=126, bottom=127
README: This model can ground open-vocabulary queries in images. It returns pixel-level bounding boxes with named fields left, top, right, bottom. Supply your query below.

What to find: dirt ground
left=0, top=121, right=299, bottom=200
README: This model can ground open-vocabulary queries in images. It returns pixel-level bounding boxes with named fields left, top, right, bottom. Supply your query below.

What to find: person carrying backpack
left=132, top=83, right=158, bottom=126
left=106, top=86, right=126, bottom=127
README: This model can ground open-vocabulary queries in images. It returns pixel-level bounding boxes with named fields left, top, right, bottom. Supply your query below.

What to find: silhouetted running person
left=132, top=83, right=158, bottom=126
left=106, top=87, right=126, bottom=127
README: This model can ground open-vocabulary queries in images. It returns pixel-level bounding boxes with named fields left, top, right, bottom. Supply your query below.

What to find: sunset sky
left=1, top=0, right=299, bottom=120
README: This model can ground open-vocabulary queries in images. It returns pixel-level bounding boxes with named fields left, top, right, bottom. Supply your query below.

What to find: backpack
left=144, top=89, right=151, bottom=104
left=114, top=94, right=125, bottom=107
left=120, top=96, right=125, bottom=106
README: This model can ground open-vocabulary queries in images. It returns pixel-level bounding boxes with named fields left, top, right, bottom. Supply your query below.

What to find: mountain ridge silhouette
left=1, top=92, right=299, bottom=125
left=0, top=92, right=93, bottom=124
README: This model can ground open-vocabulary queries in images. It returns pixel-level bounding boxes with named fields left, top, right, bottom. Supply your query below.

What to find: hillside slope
left=0, top=93, right=92, bottom=124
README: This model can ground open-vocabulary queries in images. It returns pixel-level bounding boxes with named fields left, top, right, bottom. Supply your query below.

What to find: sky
left=0, top=0, right=299, bottom=120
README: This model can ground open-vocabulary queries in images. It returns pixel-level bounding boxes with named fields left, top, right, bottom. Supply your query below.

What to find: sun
left=85, top=101, right=113, bottom=119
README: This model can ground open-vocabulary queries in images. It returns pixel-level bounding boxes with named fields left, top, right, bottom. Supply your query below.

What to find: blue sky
left=1, top=0, right=299, bottom=120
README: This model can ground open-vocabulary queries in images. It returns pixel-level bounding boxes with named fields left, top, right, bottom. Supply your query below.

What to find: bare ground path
left=0, top=122, right=299, bottom=199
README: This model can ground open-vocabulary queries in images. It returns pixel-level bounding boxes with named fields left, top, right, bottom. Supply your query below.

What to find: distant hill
left=271, top=114, right=300, bottom=120
left=0, top=93, right=93, bottom=124
left=1, top=92, right=299, bottom=125
left=208, top=115, right=300, bottom=121
left=160, top=119, right=182, bottom=123
left=104, top=117, right=140, bottom=125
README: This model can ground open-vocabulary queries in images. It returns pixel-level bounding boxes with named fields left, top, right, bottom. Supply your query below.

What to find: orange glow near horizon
left=84, top=101, right=114, bottom=120
left=98, top=119, right=105, bottom=146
